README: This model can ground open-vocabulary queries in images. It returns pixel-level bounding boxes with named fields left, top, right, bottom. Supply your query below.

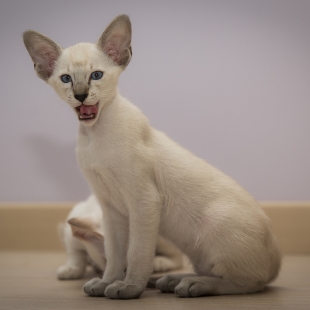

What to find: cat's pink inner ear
left=32, top=43, right=59, bottom=75
left=68, top=217, right=97, bottom=231
left=104, top=33, right=130, bottom=65
left=45, top=54, right=58, bottom=74
left=70, top=225, right=103, bottom=242
left=105, top=41, right=121, bottom=63
left=32, top=44, right=58, bottom=76
left=68, top=217, right=103, bottom=242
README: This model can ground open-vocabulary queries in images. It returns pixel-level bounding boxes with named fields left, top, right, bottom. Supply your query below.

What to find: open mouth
left=75, top=103, right=99, bottom=121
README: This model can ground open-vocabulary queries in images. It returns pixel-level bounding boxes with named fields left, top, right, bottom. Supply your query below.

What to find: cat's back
left=152, top=129, right=263, bottom=213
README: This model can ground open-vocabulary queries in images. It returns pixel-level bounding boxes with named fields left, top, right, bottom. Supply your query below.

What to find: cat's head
left=23, top=15, right=132, bottom=126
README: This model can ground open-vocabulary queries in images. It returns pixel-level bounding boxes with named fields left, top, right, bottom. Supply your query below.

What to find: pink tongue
left=80, top=104, right=98, bottom=115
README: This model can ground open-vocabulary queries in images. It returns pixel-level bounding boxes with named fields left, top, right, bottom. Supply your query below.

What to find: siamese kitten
left=57, top=195, right=184, bottom=280
left=23, top=14, right=281, bottom=299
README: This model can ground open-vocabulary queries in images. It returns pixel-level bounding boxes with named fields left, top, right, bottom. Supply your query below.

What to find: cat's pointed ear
left=68, top=217, right=104, bottom=242
left=23, top=30, right=62, bottom=81
left=97, top=14, right=132, bottom=67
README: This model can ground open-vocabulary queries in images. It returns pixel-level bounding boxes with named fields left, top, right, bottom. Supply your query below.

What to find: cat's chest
left=75, top=129, right=127, bottom=211
left=76, top=131, right=112, bottom=173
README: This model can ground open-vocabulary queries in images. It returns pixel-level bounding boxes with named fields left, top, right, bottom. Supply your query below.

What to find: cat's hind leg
left=156, top=274, right=196, bottom=293
left=174, top=276, right=265, bottom=297
left=157, top=274, right=264, bottom=297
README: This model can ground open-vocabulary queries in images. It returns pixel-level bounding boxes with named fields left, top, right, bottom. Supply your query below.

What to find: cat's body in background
left=23, top=15, right=281, bottom=299
left=57, top=195, right=184, bottom=280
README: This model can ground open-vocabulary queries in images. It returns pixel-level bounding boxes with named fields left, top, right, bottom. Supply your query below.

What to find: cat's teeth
left=79, top=113, right=96, bottom=120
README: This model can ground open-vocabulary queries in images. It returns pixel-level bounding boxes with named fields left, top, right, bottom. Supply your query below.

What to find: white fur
left=23, top=15, right=281, bottom=299
left=57, top=195, right=184, bottom=279
left=57, top=195, right=105, bottom=279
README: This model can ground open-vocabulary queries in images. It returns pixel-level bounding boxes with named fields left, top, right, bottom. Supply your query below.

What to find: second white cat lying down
left=57, top=195, right=184, bottom=280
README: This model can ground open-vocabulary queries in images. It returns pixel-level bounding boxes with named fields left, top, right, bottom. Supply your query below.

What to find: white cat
left=57, top=195, right=184, bottom=280
left=23, top=14, right=281, bottom=299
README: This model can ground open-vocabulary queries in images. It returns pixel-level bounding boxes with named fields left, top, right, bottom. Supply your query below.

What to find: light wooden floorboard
left=0, top=251, right=309, bottom=310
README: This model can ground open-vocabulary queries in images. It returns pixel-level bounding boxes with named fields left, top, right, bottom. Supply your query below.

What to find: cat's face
left=48, top=43, right=122, bottom=126
left=23, top=15, right=132, bottom=126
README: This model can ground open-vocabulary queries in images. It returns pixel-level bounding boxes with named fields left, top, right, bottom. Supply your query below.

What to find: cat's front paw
left=83, top=277, right=109, bottom=297
left=57, top=265, right=84, bottom=280
left=105, top=280, right=144, bottom=299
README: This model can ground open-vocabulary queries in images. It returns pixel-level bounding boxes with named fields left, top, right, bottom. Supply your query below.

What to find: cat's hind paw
left=57, top=265, right=84, bottom=280
left=156, top=274, right=184, bottom=293
left=174, top=277, right=209, bottom=297
left=83, top=277, right=108, bottom=297
left=105, top=280, right=144, bottom=299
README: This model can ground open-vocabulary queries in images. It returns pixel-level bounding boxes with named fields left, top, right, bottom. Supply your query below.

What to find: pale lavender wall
left=0, top=0, right=309, bottom=202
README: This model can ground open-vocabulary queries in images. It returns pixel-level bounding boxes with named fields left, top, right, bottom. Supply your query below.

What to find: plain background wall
left=0, top=0, right=309, bottom=202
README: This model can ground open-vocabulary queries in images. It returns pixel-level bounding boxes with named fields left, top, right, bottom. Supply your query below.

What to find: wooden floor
left=0, top=252, right=309, bottom=310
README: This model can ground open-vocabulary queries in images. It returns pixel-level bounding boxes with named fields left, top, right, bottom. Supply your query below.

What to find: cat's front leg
left=104, top=186, right=161, bottom=299
left=83, top=203, right=128, bottom=297
left=57, top=249, right=87, bottom=280
left=57, top=226, right=88, bottom=280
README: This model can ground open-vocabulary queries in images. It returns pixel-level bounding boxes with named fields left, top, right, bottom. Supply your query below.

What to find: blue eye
left=61, top=74, right=72, bottom=83
left=90, top=71, right=103, bottom=80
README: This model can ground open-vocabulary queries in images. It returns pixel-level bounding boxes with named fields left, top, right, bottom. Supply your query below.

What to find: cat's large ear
left=68, top=217, right=104, bottom=243
left=97, top=14, right=132, bottom=67
left=23, top=30, right=62, bottom=81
